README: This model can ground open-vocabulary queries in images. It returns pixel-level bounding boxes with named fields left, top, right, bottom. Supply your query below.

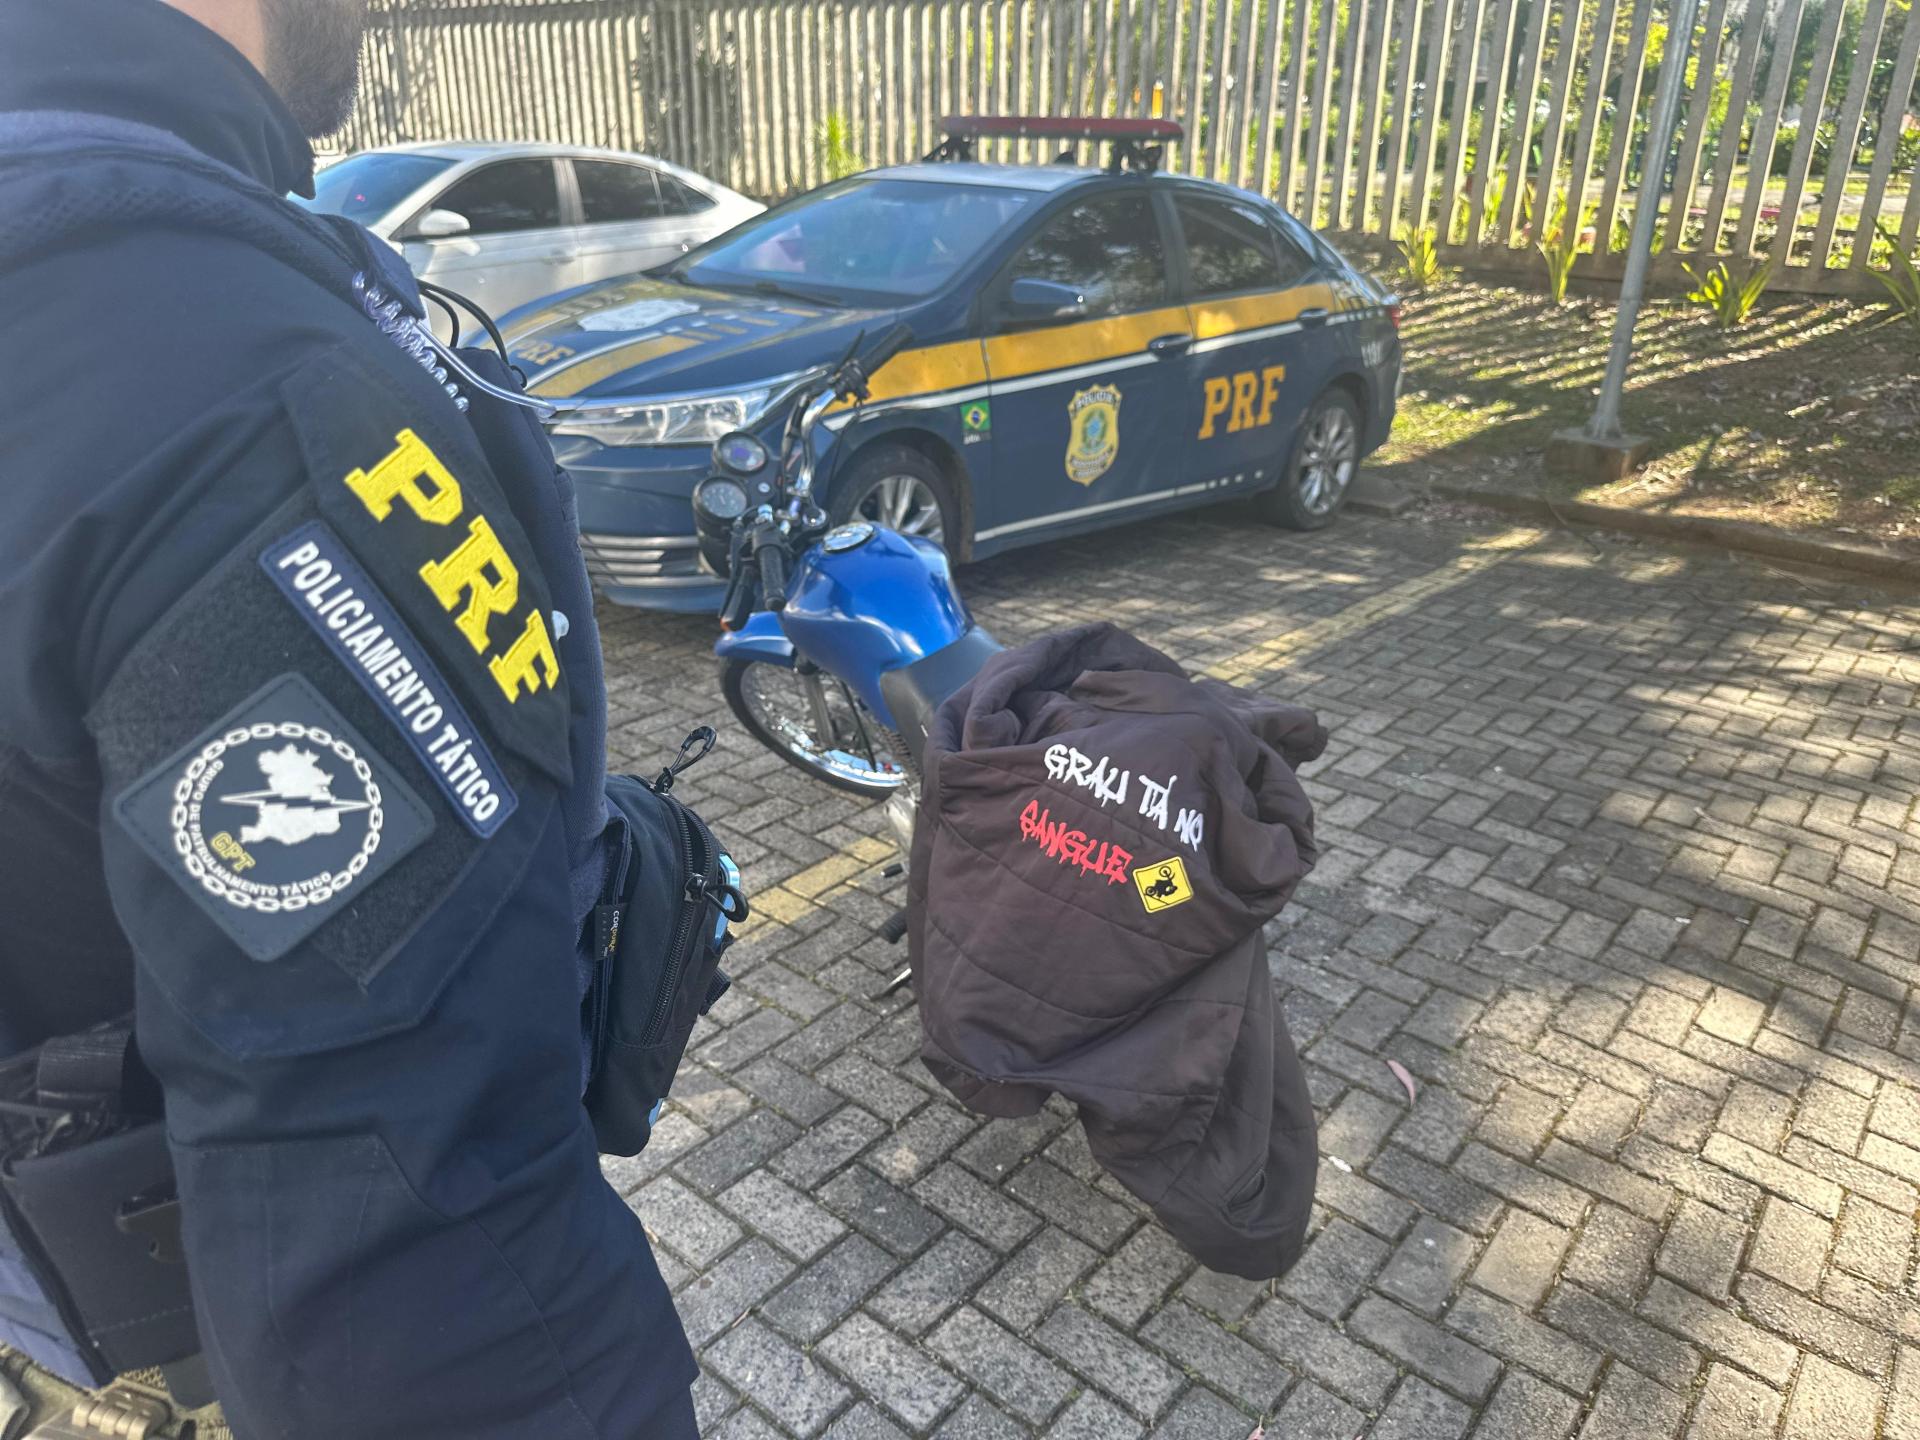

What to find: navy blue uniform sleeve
left=53, top=346, right=694, bottom=1438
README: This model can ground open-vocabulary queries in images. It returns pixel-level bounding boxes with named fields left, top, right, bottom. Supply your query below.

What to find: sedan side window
left=657, top=174, right=718, bottom=216
left=574, top=160, right=667, bottom=223
left=1176, top=194, right=1284, bottom=297
left=1004, top=194, right=1167, bottom=319
left=431, top=159, right=562, bottom=235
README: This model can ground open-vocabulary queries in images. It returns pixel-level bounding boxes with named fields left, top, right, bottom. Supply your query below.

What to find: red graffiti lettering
left=1016, top=799, right=1132, bottom=886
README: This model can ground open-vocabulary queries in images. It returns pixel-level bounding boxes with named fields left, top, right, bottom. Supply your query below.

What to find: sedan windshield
left=671, top=178, right=1034, bottom=301
left=298, top=152, right=457, bottom=224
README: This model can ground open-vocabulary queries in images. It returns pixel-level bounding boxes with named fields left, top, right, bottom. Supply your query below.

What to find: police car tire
left=828, top=444, right=960, bottom=555
left=1264, top=388, right=1363, bottom=532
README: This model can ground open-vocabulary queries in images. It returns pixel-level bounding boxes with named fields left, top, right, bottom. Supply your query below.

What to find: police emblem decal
left=116, top=674, right=433, bottom=962
left=1065, top=386, right=1121, bottom=485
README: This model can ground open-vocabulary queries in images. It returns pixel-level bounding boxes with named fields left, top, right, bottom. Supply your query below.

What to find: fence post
left=1803, top=0, right=1888, bottom=271
left=1353, top=0, right=1394, bottom=230
left=1494, top=0, right=1551, bottom=245
left=1405, top=0, right=1456, bottom=234
left=1328, top=0, right=1370, bottom=229
left=1575, top=0, right=1703, bottom=454
left=1849, top=4, right=1920, bottom=273
left=1436, top=0, right=1489, bottom=244
left=1591, top=0, right=1652, bottom=255
left=1732, top=0, right=1810, bottom=259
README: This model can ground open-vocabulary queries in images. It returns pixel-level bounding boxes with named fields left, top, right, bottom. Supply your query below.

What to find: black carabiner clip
left=652, top=726, right=718, bottom=794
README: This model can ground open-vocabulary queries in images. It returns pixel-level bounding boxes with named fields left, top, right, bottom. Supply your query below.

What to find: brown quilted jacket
left=907, top=623, right=1324, bottom=1279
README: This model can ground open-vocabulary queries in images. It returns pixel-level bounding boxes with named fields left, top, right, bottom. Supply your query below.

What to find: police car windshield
left=671, top=178, right=1035, bottom=302
left=299, top=152, right=457, bottom=224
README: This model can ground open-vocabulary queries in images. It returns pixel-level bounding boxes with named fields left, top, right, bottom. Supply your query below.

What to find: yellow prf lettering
left=1198, top=377, right=1233, bottom=439
left=1198, top=364, right=1290, bottom=437
left=1256, top=364, right=1287, bottom=426
left=1228, top=372, right=1259, bottom=433
left=419, top=516, right=519, bottom=652
left=344, top=429, right=464, bottom=525
left=489, top=610, right=561, bottom=701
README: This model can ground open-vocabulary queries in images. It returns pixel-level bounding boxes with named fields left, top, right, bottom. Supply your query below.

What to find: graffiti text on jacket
left=1019, top=800, right=1133, bottom=885
left=1043, top=743, right=1205, bottom=851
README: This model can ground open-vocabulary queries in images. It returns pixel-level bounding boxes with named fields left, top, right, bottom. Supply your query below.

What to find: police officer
left=0, top=0, right=698, bottom=1434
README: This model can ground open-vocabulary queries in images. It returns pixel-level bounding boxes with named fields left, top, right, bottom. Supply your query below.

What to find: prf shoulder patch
left=114, top=673, right=433, bottom=963
left=261, top=522, right=517, bottom=837
left=282, top=350, right=572, bottom=788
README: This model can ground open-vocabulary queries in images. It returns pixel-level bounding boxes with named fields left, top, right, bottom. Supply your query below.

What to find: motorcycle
left=689, top=325, right=1001, bottom=967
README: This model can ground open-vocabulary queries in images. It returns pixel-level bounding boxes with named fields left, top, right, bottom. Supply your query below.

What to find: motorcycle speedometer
left=693, top=475, right=749, bottom=522
left=713, top=432, right=770, bottom=474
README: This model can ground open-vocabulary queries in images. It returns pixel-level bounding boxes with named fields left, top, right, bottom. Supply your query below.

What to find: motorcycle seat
left=879, top=625, right=1003, bottom=770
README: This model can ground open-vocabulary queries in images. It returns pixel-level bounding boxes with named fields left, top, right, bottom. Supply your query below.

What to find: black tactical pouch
left=583, top=730, right=747, bottom=1157
left=0, top=1026, right=198, bottom=1385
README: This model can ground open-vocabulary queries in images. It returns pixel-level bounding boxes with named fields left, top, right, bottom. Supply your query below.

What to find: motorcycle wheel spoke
left=739, top=663, right=903, bottom=789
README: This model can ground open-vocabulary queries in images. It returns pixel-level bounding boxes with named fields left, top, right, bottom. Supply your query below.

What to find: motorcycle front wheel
left=720, top=657, right=908, bottom=796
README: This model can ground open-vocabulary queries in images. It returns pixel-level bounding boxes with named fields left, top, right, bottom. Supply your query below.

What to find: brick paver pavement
left=598, top=504, right=1920, bottom=1439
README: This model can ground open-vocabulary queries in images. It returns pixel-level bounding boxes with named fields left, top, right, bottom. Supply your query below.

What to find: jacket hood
left=503, top=274, right=900, bottom=401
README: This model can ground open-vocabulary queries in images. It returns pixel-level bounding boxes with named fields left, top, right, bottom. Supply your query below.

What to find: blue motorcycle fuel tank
left=778, top=523, right=971, bottom=725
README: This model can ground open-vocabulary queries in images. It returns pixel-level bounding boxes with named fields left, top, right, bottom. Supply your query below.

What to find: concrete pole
left=1585, top=0, right=1704, bottom=441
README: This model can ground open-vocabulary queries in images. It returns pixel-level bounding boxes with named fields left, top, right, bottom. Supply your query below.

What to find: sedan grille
left=579, top=532, right=713, bottom=588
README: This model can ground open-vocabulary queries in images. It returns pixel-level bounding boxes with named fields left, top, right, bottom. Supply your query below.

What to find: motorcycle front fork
left=798, top=665, right=840, bottom=752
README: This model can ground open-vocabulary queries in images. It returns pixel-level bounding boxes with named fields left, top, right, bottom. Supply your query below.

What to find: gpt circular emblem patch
left=171, top=720, right=384, bottom=913
left=116, top=673, right=434, bottom=962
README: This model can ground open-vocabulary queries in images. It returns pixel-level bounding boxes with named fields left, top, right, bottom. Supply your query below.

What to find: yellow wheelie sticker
left=1134, top=856, right=1193, bottom=914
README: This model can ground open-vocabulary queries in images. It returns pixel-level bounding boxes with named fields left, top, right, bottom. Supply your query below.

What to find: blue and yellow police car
left=502, top=117, right=1403, bottom=610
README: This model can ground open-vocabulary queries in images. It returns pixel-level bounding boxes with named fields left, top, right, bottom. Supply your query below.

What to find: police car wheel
left=830, top=444, right=958, bottom=552
left=1265, top=389, right=1362, bottom=531
left=720, top=656, right=910, bottom=796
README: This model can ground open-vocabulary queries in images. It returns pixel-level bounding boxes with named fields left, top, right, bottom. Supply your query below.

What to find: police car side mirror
left=412, top=208, right=472, bottom=240
left=1004, top=278, right=1088, bottom=325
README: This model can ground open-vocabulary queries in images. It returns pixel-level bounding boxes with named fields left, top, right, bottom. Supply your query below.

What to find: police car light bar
left=926, top=116, right=1184, bottom=173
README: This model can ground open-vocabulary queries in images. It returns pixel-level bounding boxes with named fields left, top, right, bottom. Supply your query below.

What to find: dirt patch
left=1370, top=279, right=1920, bottom=553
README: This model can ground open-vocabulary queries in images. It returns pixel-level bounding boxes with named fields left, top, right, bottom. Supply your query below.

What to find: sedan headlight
left=547, top=369, right=815, bottom=448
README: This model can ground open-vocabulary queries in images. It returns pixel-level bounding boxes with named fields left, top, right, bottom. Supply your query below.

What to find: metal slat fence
left=339, top=0, right=1920, bottom=298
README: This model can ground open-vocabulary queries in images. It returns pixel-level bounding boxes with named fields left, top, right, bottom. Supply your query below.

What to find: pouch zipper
left=638, top=797, right=718, bottom=1046
left=587, top=817, right=636, bottom=1077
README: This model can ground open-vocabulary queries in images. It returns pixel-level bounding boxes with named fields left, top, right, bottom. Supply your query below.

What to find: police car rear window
left=677, top=178, right=1034, bottom=300
left=1175, top=195, right=1284, bottom=297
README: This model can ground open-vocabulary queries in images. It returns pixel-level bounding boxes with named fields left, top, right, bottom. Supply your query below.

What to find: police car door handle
left=1298, top=307, right=1331, bottom=327
left=1147, top=333, right=1192, bottom=357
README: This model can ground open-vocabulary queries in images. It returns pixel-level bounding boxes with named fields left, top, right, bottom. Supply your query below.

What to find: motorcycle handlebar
left=756, top=531, right=790, bottom=612
left=720, top=322, right=916, bottom=612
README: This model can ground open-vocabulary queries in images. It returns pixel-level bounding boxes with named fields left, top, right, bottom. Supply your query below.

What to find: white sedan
left=299, top=142, right=763, bottom=322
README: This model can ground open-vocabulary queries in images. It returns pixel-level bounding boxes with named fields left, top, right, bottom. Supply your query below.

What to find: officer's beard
left=260, top=0, right=371, bottom=139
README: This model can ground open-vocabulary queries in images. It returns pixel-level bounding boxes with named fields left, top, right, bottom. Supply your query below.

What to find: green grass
left=1372, top=280, right=1920, bottom=549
